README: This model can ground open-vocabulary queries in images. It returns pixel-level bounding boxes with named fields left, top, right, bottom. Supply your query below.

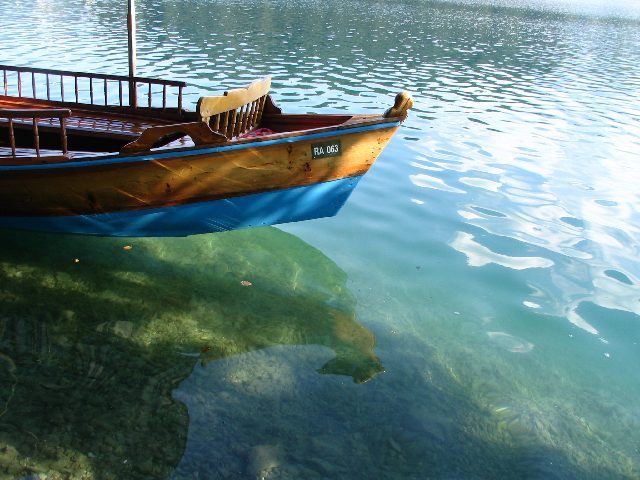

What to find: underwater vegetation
left=0, top=227, right=382, bottom=479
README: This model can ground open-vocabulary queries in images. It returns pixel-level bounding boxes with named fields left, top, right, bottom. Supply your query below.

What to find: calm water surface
left=1, top=0, right=640, bottom=478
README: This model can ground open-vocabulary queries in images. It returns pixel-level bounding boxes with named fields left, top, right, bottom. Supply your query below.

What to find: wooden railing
left=0, top=65, right=186, bottom=114
left=0, top=108, right=70, bottom=158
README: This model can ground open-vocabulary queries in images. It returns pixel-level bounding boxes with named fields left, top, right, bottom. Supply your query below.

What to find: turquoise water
left=1, top=0, right=640, bottom=478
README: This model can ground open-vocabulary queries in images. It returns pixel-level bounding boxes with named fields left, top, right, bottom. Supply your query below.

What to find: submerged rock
left=247, top=444, right=284, bottom=478
left=113, top=321, right=134, bottom=339
left=487, top=331, right=534, bottom=353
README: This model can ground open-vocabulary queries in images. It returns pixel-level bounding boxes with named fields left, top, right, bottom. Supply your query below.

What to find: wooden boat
left=0, top=7, right=412, bottom=237
left=0, top=70, right=414, bottom=237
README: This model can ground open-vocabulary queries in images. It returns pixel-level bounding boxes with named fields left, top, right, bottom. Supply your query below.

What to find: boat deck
left=0, top=95, right=188, bottom=161
left=0, top=96, right=174, bottom=140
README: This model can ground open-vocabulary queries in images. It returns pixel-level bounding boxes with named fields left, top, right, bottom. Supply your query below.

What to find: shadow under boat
left=0, top=226, right=382, bottom=479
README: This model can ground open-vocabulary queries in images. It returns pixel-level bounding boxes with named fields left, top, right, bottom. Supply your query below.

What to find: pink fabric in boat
left=239, top=128, right=275, bottom=138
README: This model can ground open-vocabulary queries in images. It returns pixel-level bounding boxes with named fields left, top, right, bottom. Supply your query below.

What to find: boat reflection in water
left=0, top=227, right=382, bottom=479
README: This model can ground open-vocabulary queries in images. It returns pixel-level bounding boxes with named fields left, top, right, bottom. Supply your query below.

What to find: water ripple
left=451, top=232, right=555, bottom=270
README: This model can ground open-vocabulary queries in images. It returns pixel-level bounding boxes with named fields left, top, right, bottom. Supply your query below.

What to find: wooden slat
left=258, top=96, right=268, bottom=123
left=8, top=118, right=15, bottom=156
left=33, top=117, right=40, bottom=156
left=60, top=116, right=68, bottom=154
left=234, top=105, right=245, bottom=137
left=250, top=99, right=259, bottom=129
left=227, top=110, right=236, bottom=138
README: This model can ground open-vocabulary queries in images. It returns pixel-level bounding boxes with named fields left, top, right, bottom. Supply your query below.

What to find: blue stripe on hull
left=0, top=176, right=363, bottom=237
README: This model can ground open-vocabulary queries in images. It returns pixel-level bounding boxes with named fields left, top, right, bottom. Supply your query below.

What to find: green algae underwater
left=0, top=227, right=383, bottom=479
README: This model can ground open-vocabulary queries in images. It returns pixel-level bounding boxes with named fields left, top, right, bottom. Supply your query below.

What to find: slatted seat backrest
left=196, top=76, right=271, bottom=139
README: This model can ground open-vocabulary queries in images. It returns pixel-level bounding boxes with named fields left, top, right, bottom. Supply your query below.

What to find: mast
left=127, top=0, right=137, bottom=108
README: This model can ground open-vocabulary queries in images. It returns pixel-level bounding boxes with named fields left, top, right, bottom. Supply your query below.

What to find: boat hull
left=0, top=176, right=362, bottom=237
left=0, top=121, right=398, bottom=236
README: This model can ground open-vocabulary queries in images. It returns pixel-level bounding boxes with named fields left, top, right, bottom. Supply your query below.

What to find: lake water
left=1, top=0, right=640, bottom=478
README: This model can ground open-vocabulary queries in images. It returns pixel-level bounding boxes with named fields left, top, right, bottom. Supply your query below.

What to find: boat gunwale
left=0, top=117, right=401, bottom=172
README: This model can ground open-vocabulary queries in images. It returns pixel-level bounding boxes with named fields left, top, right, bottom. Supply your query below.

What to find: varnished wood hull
left=0, top=121, right=399, bottom=236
